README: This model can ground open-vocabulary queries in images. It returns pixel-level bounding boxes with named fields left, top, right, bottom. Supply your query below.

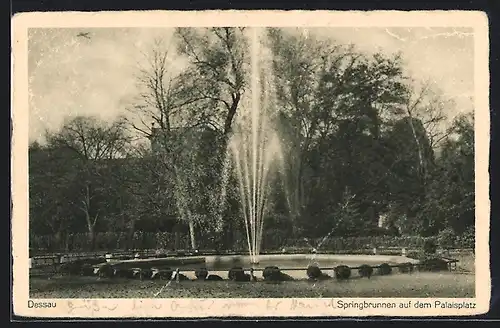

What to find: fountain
left=228, top=28, right=284, bottom=264
left=66, top=28, right=424, bottom=285
left=150, top=28, right=420, bottom=275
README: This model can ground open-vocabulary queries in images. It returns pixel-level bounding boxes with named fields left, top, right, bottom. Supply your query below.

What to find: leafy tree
left=29, top=142, right=76, bottom=250
left=422, top=113, right=474, bottom=235
left=125, top=29, right=250, bottom=249
left=384, top=116, right=436, bottom=234
left=267, top=27, right=409, bottom=236
left=173, top=27, right=252, bottom=247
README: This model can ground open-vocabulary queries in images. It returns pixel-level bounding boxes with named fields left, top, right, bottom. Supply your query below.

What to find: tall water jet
left=229, top=27, right=284, bottom=264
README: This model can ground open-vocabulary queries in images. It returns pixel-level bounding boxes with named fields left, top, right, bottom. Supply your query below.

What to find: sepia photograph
left=12, top=10, right=490, bottom=317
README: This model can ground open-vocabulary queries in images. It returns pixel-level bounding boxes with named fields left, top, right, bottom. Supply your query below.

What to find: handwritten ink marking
left=28, top=300, right=57, bottom=309
left=324, top=299, right=337, bottom=309
left=87, top=300, right=100, bottom=313
left=151, top=302, right=163, bottom=310
left=266, top=300, right=282, bottom=311
left=102, top=303, right=118, bottom=311
left=170, top=300, right=215, bottom=312
left=132, top=299, right=144, bottom=311
left=67, top=300, right=100, bottom=314
left=222, top=300, right=254, bottom=310
left=170, top=300, right=180, bottom=312
left=67, top=301, right=78, bottom=314
left=189, top=300, right=214, bottom=311
left=290, top=299, right=317, bottom=310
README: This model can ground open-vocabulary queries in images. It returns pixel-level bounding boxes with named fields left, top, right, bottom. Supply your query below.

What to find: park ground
left=29, top=253, right=475, bottom=298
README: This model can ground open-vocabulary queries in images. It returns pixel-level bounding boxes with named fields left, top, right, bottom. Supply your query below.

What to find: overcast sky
left=28, top=27, right=474, bottom=143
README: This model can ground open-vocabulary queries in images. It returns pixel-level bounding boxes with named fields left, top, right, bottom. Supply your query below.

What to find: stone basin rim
left=205, top=254, right=420, bottom=264
left=94, top=254, right=419, bottom=269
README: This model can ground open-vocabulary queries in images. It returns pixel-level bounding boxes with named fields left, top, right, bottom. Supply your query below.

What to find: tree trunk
left=64, top=232, right=70, bottom=252
left=126, top=220, right=136, bottom=251
left=174, top=232, right=180, bottom=251
left=88, top=224, right=95, bottom=251
left=188, top=220, right=197, bottom=250
left=54, top=231, right=62, bottom=252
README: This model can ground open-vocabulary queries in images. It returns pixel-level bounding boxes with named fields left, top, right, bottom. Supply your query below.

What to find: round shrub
left=398, top=262, right=414, bottom=273
left=228, top=267, right=245, bottom=281
left=358, top=264, right=374, bottom=278
left=98, top=264, right=114, bottom=278
left=80, top=263, right=94, bottom=276
left=113, top=267, right=133, bottom=278
left=423, top=239, right=437, bottom=254
left=419, top=257, right=449, bottom=272
left=131, top=268, right=142, bottom=279
left=140, top=268, right=153, bottom=280
left=59, top=262, right=81, bottom=275
left=307, top=265, right=322, bottom=279
left=377, top=263, right=392, bottom=276
left=334, top=265, right=351, bottom=280
left=195, top=267, right=209, bottom=280
left=263, top=266, right=282, bottom=281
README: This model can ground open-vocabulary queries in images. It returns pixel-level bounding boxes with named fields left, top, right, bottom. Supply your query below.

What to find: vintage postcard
left=11, top=10, right=490, bottom=318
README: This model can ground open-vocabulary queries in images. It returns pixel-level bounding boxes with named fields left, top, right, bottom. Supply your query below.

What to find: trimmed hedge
left=30, top=232, right=446, bottom=253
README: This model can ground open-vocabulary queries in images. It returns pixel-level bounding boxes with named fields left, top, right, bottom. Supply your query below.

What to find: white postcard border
left=11, top=10, right=491, bottom=318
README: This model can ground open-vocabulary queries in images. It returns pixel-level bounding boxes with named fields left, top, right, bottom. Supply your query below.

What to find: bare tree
left=405, top=80, right=454, bottom=144
left=46, top=115, right=131, bottom=249
left=401, top=79, right=455, bottom=181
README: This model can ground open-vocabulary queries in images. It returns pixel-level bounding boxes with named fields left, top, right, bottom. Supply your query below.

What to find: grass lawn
left=30, top=272, right=475, bottom=298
